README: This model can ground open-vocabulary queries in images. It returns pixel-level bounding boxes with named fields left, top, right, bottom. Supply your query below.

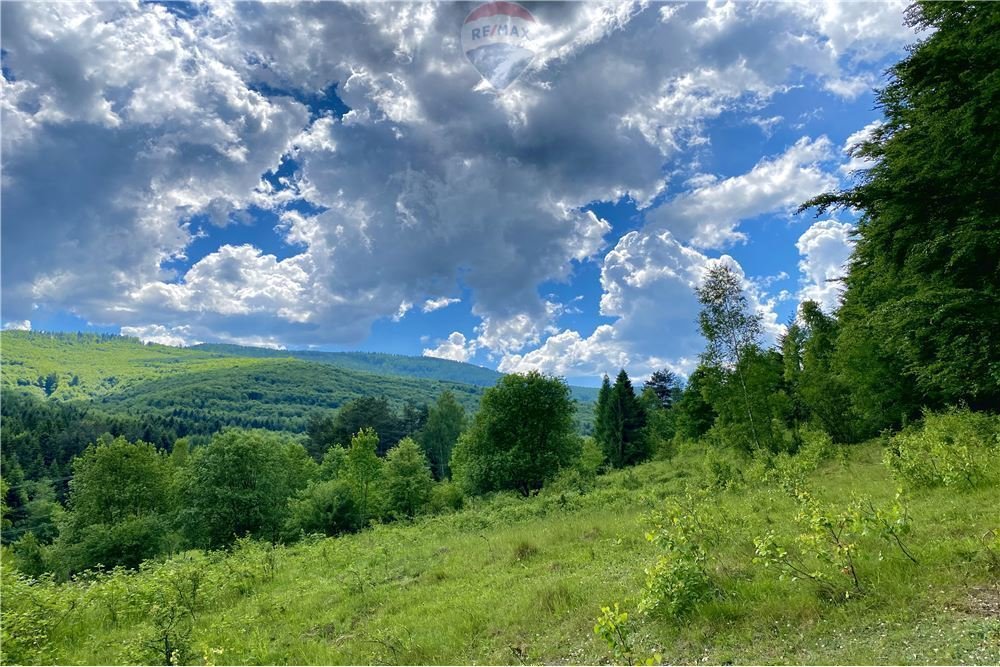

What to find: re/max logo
left=469, top=24, right=530, bottom=40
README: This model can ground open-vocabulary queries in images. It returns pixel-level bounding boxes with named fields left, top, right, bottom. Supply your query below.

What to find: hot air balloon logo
left=461, top=1, right=539, bottom=90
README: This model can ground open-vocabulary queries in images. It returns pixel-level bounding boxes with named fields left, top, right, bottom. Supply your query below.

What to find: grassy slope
left=25, top=444, right=1000, bottom=665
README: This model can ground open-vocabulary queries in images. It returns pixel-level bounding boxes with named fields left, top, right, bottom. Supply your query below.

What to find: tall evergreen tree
left=602, top=369, right=648, bottom=468
left=645, top=369, right=679, bottom=409
left=593, top=374, right=612, bottom=454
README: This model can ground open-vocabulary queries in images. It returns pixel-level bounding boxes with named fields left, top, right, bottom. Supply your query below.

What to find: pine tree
left=593, top=374, right=612, bottom=455
left=603, top=370, right=648, bottom=468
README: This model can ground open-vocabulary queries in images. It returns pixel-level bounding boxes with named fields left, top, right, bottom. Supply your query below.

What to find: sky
left=0, top=1, right=916, bottom=385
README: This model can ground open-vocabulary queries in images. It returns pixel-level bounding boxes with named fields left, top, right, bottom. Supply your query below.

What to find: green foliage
left=53, top=435, right=175, bottom=573
left=382, top=438, right=434, bottom=519
left=593, top=603, right=638, bottom=666
left=0, top=572, right=78, bottom=664
left=419, top=390, right=466, bottom=480
left=346, top=427, right=383, bottom=523
left=753, top=488, right=919, bottom=601
left=884, top=408, right=1000, bottom=489
left=2, top=441, right=999, bottom=664
left=452, top=372, right=580, bottom=496
left=672, top=366, right=717, bottom=442
left=598, top=369, right=649, bottom=468
left=427, top=481, right=465, bottom=514
left=704, top=347, right=794, bottom=454
left=640, top=496, right=714, bottom=618
left=795, top=302, right=857, bottom=443
left=317, top=445, right=348, bottom=481
left=696, top=264, right=769, bottom=451
left=802, top=2, right=1000, bottom=422
left=644, top=369, right=680, bottom=410
left=285, top=479, right=362, bottom=538
left=181, top=430, right=297, bottom=548
left=701, top=447, right=743, bottom=491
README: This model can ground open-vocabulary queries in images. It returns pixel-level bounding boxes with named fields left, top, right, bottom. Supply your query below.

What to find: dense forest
left=1, top=3, right=999, bottom=665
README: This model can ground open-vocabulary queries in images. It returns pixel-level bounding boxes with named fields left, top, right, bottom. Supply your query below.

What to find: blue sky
left=1, top=1, right=913, bottom=385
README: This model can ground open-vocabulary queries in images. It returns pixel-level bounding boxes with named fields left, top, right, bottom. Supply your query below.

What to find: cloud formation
left=1, top=1, right=912, bottom=376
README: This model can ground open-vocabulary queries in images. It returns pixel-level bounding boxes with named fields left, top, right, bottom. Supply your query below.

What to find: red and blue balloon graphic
left=461, top=2, right=538, bottom=90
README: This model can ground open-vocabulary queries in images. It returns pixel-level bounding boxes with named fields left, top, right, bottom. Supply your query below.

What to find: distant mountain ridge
left=192, top=342, right=600, bottom=403
left=191, top=343, right=505, bottom=386
left=0, top=330, right=597, bottom=412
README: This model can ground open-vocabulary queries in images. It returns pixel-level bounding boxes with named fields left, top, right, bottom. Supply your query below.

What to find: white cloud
left=796, top=219, right=855, bottom=312
left=120, top=324, right=198, bottom=348
left=423, top=331, right=475, bottom=363
left=501, top=227, right=784, bottom=380
left=646, top=136, right=838, bottom=248
left=1, top=1, right=912, bottom=357
left=840, top=119, right=883, bottom=177
left=422, top=297, right=460, bottom=313
left=2, top=320, right=31, bottom=331
left=392, top=301, right=413, bottom=322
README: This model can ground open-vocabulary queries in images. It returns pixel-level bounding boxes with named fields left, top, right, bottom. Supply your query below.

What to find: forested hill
left=192, top=343, right=600, bottom=402
left=0, top=332, right=597, bottom=482
left=0, top=331, right=598, bottom=405
left=192, top=343, right=505, bottom=386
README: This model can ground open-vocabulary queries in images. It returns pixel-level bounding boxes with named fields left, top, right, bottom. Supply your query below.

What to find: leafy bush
left=884, top=408, right=1000, bottom=488
left=639, top=550, right=711, bottom=618
left=639, top=496, right=714, bottom=618
left=0, top=573, right=75, bottom=664
left=427, top=481, right=465, bottom=514
left=701, top=447, right=743, bottom=490
left=754, top=488, right=918, bottom=601
left=382, top=438, right=434, bottom=519
left=285, top=478, right=363, bottom=538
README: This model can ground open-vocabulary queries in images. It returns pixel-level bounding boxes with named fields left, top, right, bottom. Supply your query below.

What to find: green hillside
left=0, top=332, right=243, bottom=401
left=193, top=343, right=601, bottom=403
left=4, top=441, right=998, bottom=665
left=192, top=343, right=505, bottom=387
left=98, top=358, right=483, bottom=435
left=0, top=331, right=598, bottom=406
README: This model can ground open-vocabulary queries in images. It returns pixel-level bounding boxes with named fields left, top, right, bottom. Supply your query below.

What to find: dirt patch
left=962, top=584, right=1000, bottom=618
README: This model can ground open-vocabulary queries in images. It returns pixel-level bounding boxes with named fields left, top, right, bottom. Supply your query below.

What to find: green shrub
left=884, top=408, right=1000, bottom=488
left=702, top=447, right=743, bottom=490
left=285, top=479, right=363, bottom=538
left=427, top=481, right=465, bottom=514
left=639, top=549, right=711, bottom=618
left=639, top=496, right=714, bottom=619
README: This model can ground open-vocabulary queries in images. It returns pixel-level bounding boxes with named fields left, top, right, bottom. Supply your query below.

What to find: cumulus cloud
left=2, top=320, right=31, bottom=331
left=120, top=324, right=199, bottom=348
left=500, top=228, right=784, bottom=380
left=796, top=219, right=855, bottom=312
left=840, top=119, right=883, bottom=177
left=1, top=1, right=910, bottom=360
left=647, top=136, right=838, bottom=248
left=423, top=331, right=475, bottom=363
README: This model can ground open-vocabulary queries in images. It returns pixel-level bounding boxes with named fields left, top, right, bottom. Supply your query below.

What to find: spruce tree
left=603, top=369, right=648, bottom=467
left=593, top=374, right=612, bottom=456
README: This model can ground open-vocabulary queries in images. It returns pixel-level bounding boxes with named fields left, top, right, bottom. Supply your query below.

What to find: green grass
left=5, top=442, right=998, bottom=665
